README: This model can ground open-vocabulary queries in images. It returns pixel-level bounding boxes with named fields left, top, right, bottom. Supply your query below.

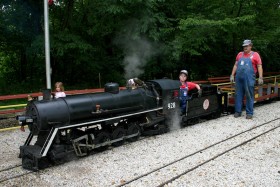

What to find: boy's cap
left=180, top=70, right=188, bottom=75
left=242, top=39, right=252, bottom=46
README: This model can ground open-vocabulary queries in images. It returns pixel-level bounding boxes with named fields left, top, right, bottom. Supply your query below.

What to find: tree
left=0, top=0, right=279, bottom=94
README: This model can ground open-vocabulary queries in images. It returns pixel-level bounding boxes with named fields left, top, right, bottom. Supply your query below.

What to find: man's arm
left=230, top=62, right=238, bottom=82
left=255, top=52, right=263, bottom=78
left=257, top=64, right=263, bottom=78
left=257, top=64, right=264, bottom=85
left=231, top=62, right=238, bottom=76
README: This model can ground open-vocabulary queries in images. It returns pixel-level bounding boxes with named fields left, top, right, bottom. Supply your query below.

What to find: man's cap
left=180, top=70, right=188, bottom=76
left=242, top=39, right=252, bottom=47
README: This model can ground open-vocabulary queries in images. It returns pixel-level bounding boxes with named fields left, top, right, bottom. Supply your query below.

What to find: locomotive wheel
left=213, top=112, right=221, bottom=119
left=111, top=127, right=126, bottom=147
left=94, top=131, right=111, bottom=152
left=190, top=118, right=199, bottom=125
left=158, top=124, right=168, bottom=134
left=127, top=123, right=140, bottom=142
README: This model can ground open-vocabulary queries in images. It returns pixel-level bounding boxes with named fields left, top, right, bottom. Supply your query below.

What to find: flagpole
left=44, top=0, right=51, bottom=89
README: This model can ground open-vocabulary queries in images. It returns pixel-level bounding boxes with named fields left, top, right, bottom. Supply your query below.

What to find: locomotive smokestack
left=42, top=89, right=52, bottom=100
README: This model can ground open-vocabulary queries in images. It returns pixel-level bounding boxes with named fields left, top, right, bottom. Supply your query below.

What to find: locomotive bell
left=104, top=83, right=119, bottom=94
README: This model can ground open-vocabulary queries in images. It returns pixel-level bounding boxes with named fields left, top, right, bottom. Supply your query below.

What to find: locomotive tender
left=17, top=78, right=225, bottom=171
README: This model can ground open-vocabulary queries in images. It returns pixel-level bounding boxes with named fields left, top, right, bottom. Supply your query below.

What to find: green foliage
left=0, top=0, right=280, bottom=95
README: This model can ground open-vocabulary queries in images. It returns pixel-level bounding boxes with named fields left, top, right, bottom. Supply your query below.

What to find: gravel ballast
left=0, top=101, right=279, bottom=187
left=0, top=117, right=18, bottom=129
left=167, top=127, right=280, bottom=187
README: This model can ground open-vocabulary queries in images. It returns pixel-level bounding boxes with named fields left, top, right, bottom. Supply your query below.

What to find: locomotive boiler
left=17, top=78, right=225, bottom=171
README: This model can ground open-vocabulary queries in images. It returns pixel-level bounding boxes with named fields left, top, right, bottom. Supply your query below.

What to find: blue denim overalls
left=180, top=82, right=188, bottom=115
left=235, top=52, right=256, bottom=116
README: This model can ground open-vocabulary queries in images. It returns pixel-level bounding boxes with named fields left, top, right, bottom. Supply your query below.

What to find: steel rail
left=157, top=122, right=280, bottom=187
left=0, top=137, right=149, bottom=184
left=0, top=164, right=22, bottom=173
left=0, top=169, right=34, bottom=183
left=0, top=164, right=33, bottom=184
left=0, top=126, right=20, bottom=132
left=116, top=117, right=280, bottom=187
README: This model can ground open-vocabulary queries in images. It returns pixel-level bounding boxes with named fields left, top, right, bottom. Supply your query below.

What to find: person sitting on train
left=179, top=70, right=202, bottom=115
left=27, top=95, right=33, bottom=101
left=126, top=78, right=137, bottom=89
left=54, top=82, right=66, bottom=98
left=126, top=78, right=147, bottom=90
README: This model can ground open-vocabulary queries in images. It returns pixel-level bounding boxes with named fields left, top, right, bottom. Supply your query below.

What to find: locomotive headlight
left=16, top=115, right=33, bottom=125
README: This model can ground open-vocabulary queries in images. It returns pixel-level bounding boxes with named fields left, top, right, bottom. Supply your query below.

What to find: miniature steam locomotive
left=17, top=78, right=226, bottom=171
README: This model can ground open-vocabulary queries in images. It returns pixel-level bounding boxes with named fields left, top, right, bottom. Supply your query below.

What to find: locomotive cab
left=146, top=79, right=181, bottom=126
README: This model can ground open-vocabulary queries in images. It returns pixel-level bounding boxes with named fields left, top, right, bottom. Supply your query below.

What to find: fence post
left=267, top=84, right=271, bottom=95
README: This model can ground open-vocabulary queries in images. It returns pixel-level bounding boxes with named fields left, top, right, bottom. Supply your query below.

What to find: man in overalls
left=230, top=39, right=263, bottom=119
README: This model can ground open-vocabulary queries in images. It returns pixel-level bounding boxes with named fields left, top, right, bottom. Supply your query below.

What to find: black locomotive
left=17, top=78, right=226, bottom=171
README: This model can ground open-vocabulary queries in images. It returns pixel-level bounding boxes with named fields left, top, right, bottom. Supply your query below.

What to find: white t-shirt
left=55, top=92, right=66, bottom=98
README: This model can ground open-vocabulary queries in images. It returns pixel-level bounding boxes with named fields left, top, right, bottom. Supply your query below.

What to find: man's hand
left=198, top=89, right=202, bottom=97
left=230, top=75, right=234, bottom=83
left=258, top=77, right=263, bottom=85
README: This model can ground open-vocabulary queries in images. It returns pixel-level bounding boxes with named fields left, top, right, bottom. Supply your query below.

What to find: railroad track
left=1, top=117, right=279, bottom=185
left=0, top=164, right=22, bottom=173
left=117, top=117, right=280, bottom=187
left=0, top=135, right=149, bottom=184
left=0, top=164, right=34, bottom=183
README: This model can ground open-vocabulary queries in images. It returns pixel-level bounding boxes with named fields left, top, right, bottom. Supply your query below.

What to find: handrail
left=0, top=104, right=27, bottom=109
left=0, top=89, right=102, bottom=101
left=212, top=75, right=280, bottom=87
left=0, top=87, right=126, bottom=114
left=0, top=73, right=279, bottom=115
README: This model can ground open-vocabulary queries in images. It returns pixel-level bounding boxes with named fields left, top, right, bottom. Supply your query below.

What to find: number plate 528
left=167, top=102, right=176, bottom=109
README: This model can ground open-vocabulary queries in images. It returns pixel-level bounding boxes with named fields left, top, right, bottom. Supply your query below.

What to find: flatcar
left=17, top=78, right=226, bottom=171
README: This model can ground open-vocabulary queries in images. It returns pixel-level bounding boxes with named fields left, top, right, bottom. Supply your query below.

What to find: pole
left=99, top=73, right=101, bottom=88
left=44, top=0, right=51, bottom=89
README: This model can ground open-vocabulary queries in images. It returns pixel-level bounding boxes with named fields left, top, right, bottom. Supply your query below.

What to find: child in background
left=54, top=82, right=66, bottom=98
left=179, top=70, right=202, bottom=115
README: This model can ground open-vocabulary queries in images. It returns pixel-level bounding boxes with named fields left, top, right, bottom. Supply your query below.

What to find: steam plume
left=122, top=38, right=157, bottom=79
left=114, top=19, right=158, bottom=79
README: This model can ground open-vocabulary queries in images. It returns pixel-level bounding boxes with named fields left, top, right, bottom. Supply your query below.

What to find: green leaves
left=175, top=14, right=257, bottom=57
left=0, top=0, right=280, bottom=94
left=52, top=32, right=94, bottom=57
left=179, top=15, right=256, bottom=29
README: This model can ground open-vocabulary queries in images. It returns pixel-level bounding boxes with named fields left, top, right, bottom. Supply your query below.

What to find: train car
left=208, top=74, right=280, bottom=111
left=17, top=78, right=225, bottom=171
